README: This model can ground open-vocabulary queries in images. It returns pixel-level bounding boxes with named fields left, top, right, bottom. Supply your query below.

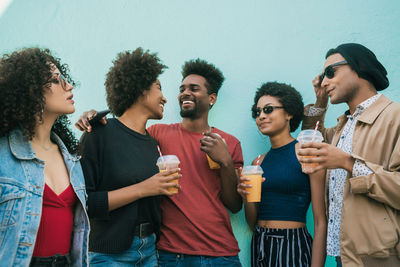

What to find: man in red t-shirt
left=76, top=59, right=244, bottom=267
left=148, top=59, right=243, bottom=266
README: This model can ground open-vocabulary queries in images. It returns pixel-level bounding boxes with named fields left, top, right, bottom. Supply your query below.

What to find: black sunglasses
left=252, top=105, right=284, bottom=118
left=320, top=60, right=348, bottom=81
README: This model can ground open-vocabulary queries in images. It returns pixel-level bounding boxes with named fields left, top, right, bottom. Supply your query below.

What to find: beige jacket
left=303, top=95, right=400, bottom=267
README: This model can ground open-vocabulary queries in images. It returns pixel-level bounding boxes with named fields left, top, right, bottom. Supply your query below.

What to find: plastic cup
left=156, top=155, right=180, bottom=194
left=205, top=132, right=222, bottom=169
left=297, top=129, right=324, bottom=173
left=241, top=165, right=264, bottom=202
left=206, top=154, right=220, bottom=169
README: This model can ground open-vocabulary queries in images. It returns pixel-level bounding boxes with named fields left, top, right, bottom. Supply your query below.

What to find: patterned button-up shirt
left=308, top=94, right=380, bottom=256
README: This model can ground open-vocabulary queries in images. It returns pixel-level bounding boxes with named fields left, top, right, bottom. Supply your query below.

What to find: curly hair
left=105, top=48, right=167, bottom=117
left=252, top=82, right=304, bottom=132
left=181, top=58, right=224, bottom=95
left=0, top=47, right=78, bottom=153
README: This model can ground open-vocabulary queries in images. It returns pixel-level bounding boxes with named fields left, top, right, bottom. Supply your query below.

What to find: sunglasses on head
left=320, top=60, right=348, bottom=81
left=252, top=105, right=284, bottom=118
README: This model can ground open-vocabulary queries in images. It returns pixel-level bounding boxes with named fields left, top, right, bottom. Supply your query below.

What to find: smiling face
left=142, top=79, right=167, bottom=119
left=178, top=74, right=216, bottom=119
left=321, top=53, right=360, bottom=105
left=43, top=65, right=75, bottom=116
left=255, top=95, right=292, bottom=137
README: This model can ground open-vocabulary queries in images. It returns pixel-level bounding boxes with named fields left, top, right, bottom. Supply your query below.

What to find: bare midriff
left=257, top=220, right=306, bottom=229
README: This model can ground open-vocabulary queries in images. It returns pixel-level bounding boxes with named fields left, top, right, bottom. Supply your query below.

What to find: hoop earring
left=38, top=108, right=44, bottom=124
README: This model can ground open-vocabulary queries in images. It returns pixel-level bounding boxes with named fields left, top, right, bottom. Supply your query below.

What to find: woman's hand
left=237, top=168, right=265, bottom=201
left=237, top=175, right=251, bottom=201
left=140, top=168, right=182, bottom=197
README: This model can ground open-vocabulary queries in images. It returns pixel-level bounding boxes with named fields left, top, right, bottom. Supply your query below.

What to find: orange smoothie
left=156, top=155, right=180, bottom=195
left=243, top=174, right=263, bottom=202
left=301, top=156, right=319, bottom=172
left=159, top=169, right=179, bottom=194
left=206, top=154, right=220, bottom=169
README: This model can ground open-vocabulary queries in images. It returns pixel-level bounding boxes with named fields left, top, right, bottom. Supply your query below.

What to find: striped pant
left=251, top=226, right=313, bottom=267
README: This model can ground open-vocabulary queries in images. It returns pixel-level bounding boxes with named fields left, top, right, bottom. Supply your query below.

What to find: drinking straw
left=255, top=154, right=261, bottom=165
left=157, top=145, right=166, bottom=169
left=311, top=120, right=320, bottom=142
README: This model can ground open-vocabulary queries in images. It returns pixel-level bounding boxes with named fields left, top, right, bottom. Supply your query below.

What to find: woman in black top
left=79, top=48, right=180, bottom=266
left=237, top=82, right=327, bottom=267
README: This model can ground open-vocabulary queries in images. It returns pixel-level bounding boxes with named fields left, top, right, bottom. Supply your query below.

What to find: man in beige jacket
left=299, top=43, right=400, bottom=267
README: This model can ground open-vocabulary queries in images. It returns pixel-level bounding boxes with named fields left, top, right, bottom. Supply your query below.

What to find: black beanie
left=326, top=43, right=389, bottom=91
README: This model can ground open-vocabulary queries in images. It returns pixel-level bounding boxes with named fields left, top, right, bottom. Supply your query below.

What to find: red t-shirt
left=33, top=184, right=77, bottom=257
left=148, top=123, right=243, bottom=256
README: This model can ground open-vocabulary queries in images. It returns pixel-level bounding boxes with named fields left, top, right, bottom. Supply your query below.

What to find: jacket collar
left=337, top=94, right=391, bottom=125
left=9, top=127, right=79, bottom=161
left=358, top=94, right=392, bottom=124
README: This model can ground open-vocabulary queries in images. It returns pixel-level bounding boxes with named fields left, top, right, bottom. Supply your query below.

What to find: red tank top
left=33, top=184, right=77, bottom=257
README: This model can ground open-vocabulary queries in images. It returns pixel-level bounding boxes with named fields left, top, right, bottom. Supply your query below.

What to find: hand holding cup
left=239, top=165, right=264, bottom=202
left=297, top=130, right=323, bottom=173
left=156, top=155, right=181, bottom=194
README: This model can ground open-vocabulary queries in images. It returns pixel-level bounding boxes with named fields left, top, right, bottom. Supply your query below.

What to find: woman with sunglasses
left=237, top=82, right=327, bottom=267
left=0, top=48, right=89, bottom=266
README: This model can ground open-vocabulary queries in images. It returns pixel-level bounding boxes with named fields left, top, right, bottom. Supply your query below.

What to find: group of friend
left=0, top=43, right=399, bottom=267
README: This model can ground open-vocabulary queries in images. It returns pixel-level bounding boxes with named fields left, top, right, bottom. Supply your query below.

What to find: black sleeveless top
left=258, top=140, right=311, bottom=222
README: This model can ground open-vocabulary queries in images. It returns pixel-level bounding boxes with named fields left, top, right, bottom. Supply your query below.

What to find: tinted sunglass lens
left=263, top=106, right=274, bottom=114
left=252, top=108, right=260, bottom=118
left=325, top=66, right=335, bottom=79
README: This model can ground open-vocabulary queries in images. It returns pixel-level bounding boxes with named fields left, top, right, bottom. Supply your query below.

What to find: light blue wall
left=1, top=1, right=399, bottom=266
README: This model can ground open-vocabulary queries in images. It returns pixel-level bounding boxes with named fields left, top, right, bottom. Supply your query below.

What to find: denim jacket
left=0, top=128, right=89, bottom=266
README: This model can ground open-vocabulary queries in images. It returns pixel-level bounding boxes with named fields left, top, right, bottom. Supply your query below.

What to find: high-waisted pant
left=251, top=226, right=313, bottom=267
